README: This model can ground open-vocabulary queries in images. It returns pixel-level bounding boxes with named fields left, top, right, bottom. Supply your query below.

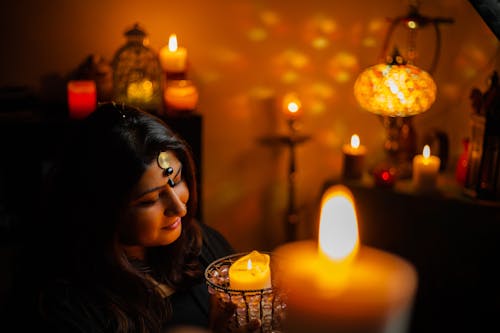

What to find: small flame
left=350, top=134, right=360, bottom=149
left=318, top=185, right=359, bottom=262
left=287, top=102, right=299, bottom=113
left=423, top=145, right=431, bottom=158
left=168, top=34, right=178, bottom=52
left=282, top=92, right=302, bottom=118
left=247, top=258, right=252, bottom=270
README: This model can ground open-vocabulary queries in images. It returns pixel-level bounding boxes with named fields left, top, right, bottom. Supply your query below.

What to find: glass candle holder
left=163, top=79, right=198, bottom=114
left=205, top=252, right=286, bottom=333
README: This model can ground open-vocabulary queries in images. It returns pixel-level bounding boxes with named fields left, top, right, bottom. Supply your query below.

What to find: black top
left=167, top=222, right=234, bottom=329
left=3, top=222, right=234, bottom=333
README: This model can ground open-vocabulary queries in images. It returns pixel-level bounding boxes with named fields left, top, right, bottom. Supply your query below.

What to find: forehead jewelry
left=157, top=151, right=175, bottom=187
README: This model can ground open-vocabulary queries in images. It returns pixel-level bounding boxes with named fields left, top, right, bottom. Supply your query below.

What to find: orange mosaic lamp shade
left=353, top=63, right=437, bottom=117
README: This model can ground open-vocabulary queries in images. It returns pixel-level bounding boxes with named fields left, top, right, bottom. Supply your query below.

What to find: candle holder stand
left=205, top=252, right=286, bottom=333
left=258, top=120, right=311, bottom=242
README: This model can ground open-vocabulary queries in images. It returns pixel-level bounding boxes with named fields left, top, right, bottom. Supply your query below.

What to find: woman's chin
left=161, top=223, right=182, bottom=245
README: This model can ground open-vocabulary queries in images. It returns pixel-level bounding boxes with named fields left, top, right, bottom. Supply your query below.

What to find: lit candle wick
left=168, top=34, right=178, bottom=52
left=351, top=134, right=360, bottom=149
left=247, top=259, right=252, bottom=270
left=288, top=102, right=299, bottom=114
left=423, top=144, right=430, bottom=159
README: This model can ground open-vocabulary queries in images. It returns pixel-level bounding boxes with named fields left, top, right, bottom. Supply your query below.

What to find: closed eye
left=136, top=196, right=159, bottom=207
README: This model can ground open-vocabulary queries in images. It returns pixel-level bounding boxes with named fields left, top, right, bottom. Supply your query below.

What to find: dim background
left=0, top=0, right=498, bottom=251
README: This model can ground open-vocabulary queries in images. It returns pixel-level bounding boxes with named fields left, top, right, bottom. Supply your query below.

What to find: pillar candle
left=342, top=134, right=367, bottom=180
left=228, top=250, right=272, bottom=290
left=164, top=79, right=199, bottom=112
left=412, top=145, right=441, bottom=192
left=273, top=185, right=417, bottom=333
left=159, top=34, right=188, bottom=73
left=67, top=80, right=97, bottom=119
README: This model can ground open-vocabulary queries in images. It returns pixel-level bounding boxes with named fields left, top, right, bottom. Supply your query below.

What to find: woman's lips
left=163, top=217, right=181, bottom=230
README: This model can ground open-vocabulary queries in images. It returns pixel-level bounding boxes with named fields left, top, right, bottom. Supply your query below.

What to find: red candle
left=67, top=80, right=97, bottom=119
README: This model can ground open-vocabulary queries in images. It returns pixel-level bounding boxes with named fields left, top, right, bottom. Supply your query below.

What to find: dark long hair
left=37, top=102, right=203, bottom=332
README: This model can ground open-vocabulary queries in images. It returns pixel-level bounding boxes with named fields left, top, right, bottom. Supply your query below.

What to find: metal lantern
left=111, top=23, right=162, bottom=113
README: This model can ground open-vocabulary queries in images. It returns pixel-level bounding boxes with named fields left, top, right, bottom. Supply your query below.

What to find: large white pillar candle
left=273, top=185, right=417, bottom=333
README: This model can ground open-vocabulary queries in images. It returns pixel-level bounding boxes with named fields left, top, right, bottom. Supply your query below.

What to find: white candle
left=412, top=145, right=441, bottom=192
left=228, top=250, right=272, bottom=290
left=159, top=34, right=188, bottom=73
left=273, top=185, right=417, bottom=333
left=342, top=134, right=367, bottom=180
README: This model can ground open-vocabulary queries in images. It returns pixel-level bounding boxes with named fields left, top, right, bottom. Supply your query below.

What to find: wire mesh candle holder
left=205, top=252, right=287, bottom=333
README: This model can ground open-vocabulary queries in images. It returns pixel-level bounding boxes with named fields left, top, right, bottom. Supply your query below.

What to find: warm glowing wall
left=1, top=0, right=498, bottom=251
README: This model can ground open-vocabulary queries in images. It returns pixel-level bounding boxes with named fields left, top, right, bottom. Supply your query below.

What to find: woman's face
left=119, top=151, right=189, bottom=253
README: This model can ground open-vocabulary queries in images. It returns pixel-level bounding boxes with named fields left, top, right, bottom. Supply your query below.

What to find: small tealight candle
left=67, top=80, right=97, bottom=119
left=159, top=34, right=188, bottom=73
left=412, top=145, right=441, bottom=192
left=163, top=80, right=199, bottom=112
left=273, top=185, right=417, bottom=333
left=342, top=134, right=367, bottom=180
left=228, top=250, right=272, bottom=290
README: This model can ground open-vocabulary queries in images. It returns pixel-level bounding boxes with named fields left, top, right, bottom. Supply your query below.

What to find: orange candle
left=273, top=185, right=417, bottom=333
left=342, top=134, right=367, bottom=180
left=164, top=80, right=199, bottom=111
left=67, top=80, right=97, bottom=119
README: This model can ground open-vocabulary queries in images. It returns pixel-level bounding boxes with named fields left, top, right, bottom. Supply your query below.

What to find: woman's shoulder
left=197, top=221, right=234, bottom=267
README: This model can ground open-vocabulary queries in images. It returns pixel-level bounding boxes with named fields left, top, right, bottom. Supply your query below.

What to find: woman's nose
left=163, top=189, right=187, bottom=217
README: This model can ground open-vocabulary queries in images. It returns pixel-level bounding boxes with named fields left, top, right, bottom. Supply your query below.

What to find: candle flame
left=423, top=145, right=431, bottom=158
left=350, top=134, right=360, bottom=149
left=318, top=185, right=359, bottom=262
left=168, top=34, right=178, bottom=52
left=282, top=92, right=302, bottom=118
left=247, top=258, right=253, bottom=270
left=288, top=102, right=299, bottom=113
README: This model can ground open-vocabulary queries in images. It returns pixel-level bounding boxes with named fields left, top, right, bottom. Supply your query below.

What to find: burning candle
left=228, top=250, right=272, bottom=290
left=163, top=79, right=199, bottom=112
left=67, top=80, right=97, bottom=119
left=412, top=145, right=441, bottom=192
left=342, top=134, right=367, bottom=180
left=159, top=34, right=188, bottom=73
left=282, top=92, right=302, bottom=121
left=273, top=185, right=417, bottom=333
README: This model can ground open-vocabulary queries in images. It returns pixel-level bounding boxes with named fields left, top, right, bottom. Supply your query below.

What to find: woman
left=6, top=102, right=234, bottom=332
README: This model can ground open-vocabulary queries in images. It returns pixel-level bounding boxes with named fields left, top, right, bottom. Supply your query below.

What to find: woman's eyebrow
left=134, top=184, right=168, bottom=200
left=133, top=163, right=183, bottom=199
